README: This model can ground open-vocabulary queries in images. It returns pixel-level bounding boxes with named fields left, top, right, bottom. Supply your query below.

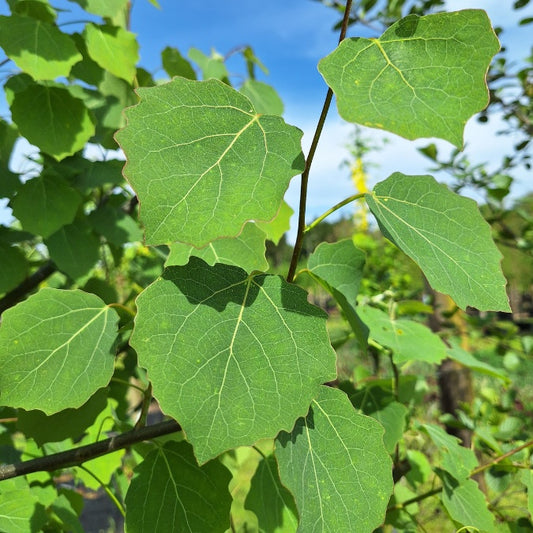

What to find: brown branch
left=0, top=261, right=57, bottom=316
left=0, top=420, right=181, bottom=481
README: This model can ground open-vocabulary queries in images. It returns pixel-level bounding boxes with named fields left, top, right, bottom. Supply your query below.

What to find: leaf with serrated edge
left=115, top=77, right=304, bottom=247
left=131, top=257, right=336, bottom=463
left=125, top=440, right=232, bottom=533
left=166, top=222, right=268, bottom=273
left=0, top=288, right=119, bottom=414
left=365, top=173, right=510, bottom=311
left=318, top=10, right=499, bottom=148
left=276, top=386, right=393, bottom=533
left=358, top=305, right=447, bottom=364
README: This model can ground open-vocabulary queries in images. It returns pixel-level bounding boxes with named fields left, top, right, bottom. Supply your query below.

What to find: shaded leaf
left=318, top=10, right=499, bottom=147
left=365, top=173, right=510, bottom=311
left=116, top=77, right=304, bottom=247
left=162, top=46, right=196, bottom=79
left=358, top=305, right=447, bottom=364
left=240, top=80, right=284, bottom=115
left=88, top=204, right=143, bottom=246
left=0, top=288, right=119, bottom=414
left=13, top=0, right=57, bottom=23
left=11, top=174, right=82, bottom=238
left=245, top=454, right=298, bottom=533
left=0, top=241, right=28, bottom=294
left=447, top=341, right=509, bottom=383
left=10, top=84, right=95, bottom=161
left=276, top=386, right=393, bottom=533
left=125, top=440, right=232, bottom=533
left=131, top=257, right=336, bottom=463
left=0, top=477, right=38, bottom=533
left=166, top=223, right=268, bottom=272
left=0, top=14, right=81, bottom=80
left=84, top=23, right=139, bottom=83
left=188, top=47, right=229, bottom=81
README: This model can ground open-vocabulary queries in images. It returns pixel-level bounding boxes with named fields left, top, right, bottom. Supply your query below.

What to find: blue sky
left=1, top=0, right=532, bottom=231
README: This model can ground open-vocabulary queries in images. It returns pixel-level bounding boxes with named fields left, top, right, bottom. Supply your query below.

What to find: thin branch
left=286, top=0, right=354, bottom=282
left=0, top=261, right=57, bottom=315
left=0, top=420, right=181, bottom=481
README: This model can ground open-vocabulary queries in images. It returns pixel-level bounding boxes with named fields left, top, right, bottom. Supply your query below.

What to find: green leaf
left=276, top=386, right=393, bottom=533
left=84, top=23, right=139, bottom=83
left=67, top=0, right=129, bottom=18
left=0, top=242, right=28, bottom=294
left=0, top=288, right=119, bottom=414
left=45, top=222, right=101, bottom=283
left=161, top=46, right=196, bottom=79
left=440, top=472, right=495, bottom=532
left=365, top=173, right=510, bottom=312
left=0, top=15, right=81, bottom=80
left=447, top=341, right=509, bottom=383
left=88, top=204, right=143, bottom=246
left=358, top=305, right=447, bottom=364
left=255, top=200, right=293, bottom=245
left=16, top=388, right=108, bottom=445
left=245, top=454, right=298, bottom=533
left=188, top=47, right=229, bottom=81
left=318, top=10, right=499, bottom=148
left=49, top=494, right=84, bottom=533
left=521, top=469, right=533, bottom=518
left=11, top=174, right=82, bottom=238
left=125, top=440, right=232, bottom=533
left=10, top=84, right=95, bottom=161
left=166, top=223, right=268, bottom=272
left=240, top=80, right=284, bottom=115
left=0, top=477, right=38, bottom=533
left=421, top=423, right=478, bottom=480
left=116, top=77, right=304, bottom=247
left=131, top=257, right=336, bottom=463
left=13, top=0, right=57, bottom=23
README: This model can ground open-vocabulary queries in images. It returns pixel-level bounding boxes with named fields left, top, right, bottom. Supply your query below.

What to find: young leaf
left=358, top=305, right=447, bottom=364
left=161, top=46, right=196, bottom=79
left=276, top=386, right=393, bottom=533
left=0, top=15, right=81, bottom=80
left=125, top=440, right=232, bottom=533
left=188, top=48, right=229, bottom=81
left=318, top=10, right=499, bottom=148
left=115, top=77, right=304, bottom=247
left=240, top=80, right=284, bottom=115
left=130, top=257, right=336, bottom=463
left=67, top=0, right=129, bottom=18
left=365, top=173, right=510, bottom=312
left=166, top=222, right=268, bottom=272
left=10, top=84, right=95, bottom=161
left=0, top=241, right=28, bottom=294
left=255, top=200, right=293, bottom=245
left=0, top=288, right=119, bottom=414
left=245, top=454, right=299, bottom=532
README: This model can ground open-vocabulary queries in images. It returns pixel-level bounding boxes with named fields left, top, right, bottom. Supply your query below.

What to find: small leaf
left=358, top=305, right=447, bottom=364
left=125, top=440, right=232, bottom=533
left=11, top=174, right=82, bottom=238
left=67, top=0, right=129, bottom=18
left=131, top=257, right=336, bottom=463
left=0, top=478, right=39, bottom=533
left=276, top=386, right=393, bottom=533
left=116, top=77, right=304, bottom=247
left=188, top=48, right=229, bottom=81
left=166, top=223, right=268, bottom=272
left=161, top=46, right=196, bottom=79
left=240, top=80, right=284, bottom=115
left=88, top=204, right=143, bottom=245
left=0, top=15, right=81, bottom=80
left=0, top=241, right=28, bottom=294
left=245, top=454, right=298, bottom=533
left=84, top=23, right=139, bottom=83
left=447, top=341, right=509, bottom=382
left=255, top=200, right=293, bottom=245
left=0, top=288, right=119, bottom=414
left=365, top=173, right=510, bottom=311
left=318, top=10, right=499, bottom=147
left=10, top=84, right=95, bottom=161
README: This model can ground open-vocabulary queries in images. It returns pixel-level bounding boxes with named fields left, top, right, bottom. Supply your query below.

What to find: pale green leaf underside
left=166, top=222, right=268, bottom=272
left=358, top=305, right=447, bottom=364
left=131, top=257, right=336, bottom=463
left=255, top=199, right=294, bottom=245
left=318, top=10, right=499, bottom=147
left=276, top=386, right=393, bottom=533
left=125, top=440, right=232, bottom=533
left=0, top=15, right=81, bottom=80
left=0, top=288, right=118, bottom=414
left=116, top=77, right=304, bottom=247
left=365, top=173, right=510, bottom=311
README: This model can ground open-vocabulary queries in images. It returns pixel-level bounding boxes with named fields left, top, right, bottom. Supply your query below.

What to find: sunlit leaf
left=116, top=77, right=304, bottom=247
left=276, top=386, right=393, bottom=533
left=67, top=0, right=129, bottom=18
left=131, top=257, right=336, bottom=463
left=240, top=80, right=284, bottom=115
left=365, top=173, right=510, bottom=311
left=0, top=288, right=119, bottom=414
left=255, top=200, right=293, bottom=245
left=319, top=10, right=499, bottom=147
